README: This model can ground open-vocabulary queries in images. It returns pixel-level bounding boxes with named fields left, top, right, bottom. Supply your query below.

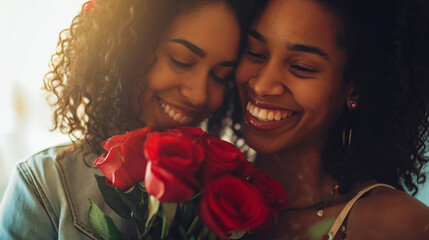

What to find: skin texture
left=136, top=2, right=240, bottom=129
left=237, top=0, right=429, bottom=239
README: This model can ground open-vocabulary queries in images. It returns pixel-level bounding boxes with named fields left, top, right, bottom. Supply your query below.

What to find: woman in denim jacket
left=0, top=0, right=258, bottom=238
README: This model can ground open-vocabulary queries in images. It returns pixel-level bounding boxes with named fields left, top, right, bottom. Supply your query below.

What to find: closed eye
left=210, top=72, right=226, bottom=84
left=169, top=57, right=193, bottom=69
left=291, top=64, right=318, bottom=73
left=247, top=50, right=267, bottom=60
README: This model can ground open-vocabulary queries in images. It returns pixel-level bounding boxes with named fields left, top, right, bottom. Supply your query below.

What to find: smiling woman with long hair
left=0, top=0, right=258, bottom=238
left=233, top=0, right=429, bottom=239
left=44, top=0, right=255, bottom=155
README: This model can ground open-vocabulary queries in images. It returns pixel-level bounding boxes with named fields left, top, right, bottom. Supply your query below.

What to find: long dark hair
left=232, top=0, right=429, bottom=195
left=43, top=0, right=256, bottom=154
left=319, top=0, right=429, bottom=195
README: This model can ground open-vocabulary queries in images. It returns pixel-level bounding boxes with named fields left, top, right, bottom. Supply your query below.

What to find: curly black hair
left=43, top=0, right=257, bottom=155
left=232, top=0, right=429, bottom=195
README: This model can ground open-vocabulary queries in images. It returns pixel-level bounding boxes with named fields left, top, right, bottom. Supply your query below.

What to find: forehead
left=161, top=3, right=240, bottom=55
left=255, top=0, right=341, bottom=51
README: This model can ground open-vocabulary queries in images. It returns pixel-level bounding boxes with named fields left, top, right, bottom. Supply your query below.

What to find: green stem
left=161, top=213, right=167, bottom=240
left=141, top=218, right=154, bottom=239
left=135, top=216, right=143, bottom=240
left=186, top=216, right=200, bottom=235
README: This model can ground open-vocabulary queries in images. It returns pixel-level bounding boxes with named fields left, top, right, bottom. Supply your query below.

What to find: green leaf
left=146, top=195, right=160, bottom=227
left=94, top=175, right=131, bottom=219
left=177, top=224, right=188, bottom=239
left=118, top=233, right=132, bottom=240
left=115, top=187, right=148, bottom=225
left=88, top=198, right=120, bottom=240
left=178, top=202, right=198, bottom=228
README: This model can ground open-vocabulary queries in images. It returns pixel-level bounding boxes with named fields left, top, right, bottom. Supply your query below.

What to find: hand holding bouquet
left=89, top=127, right=287, bottom=239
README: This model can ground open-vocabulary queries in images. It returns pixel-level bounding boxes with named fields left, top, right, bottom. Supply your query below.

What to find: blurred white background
left=0, top=0, right=428, bottom=206
left=0, top=0, right=82, bottom=199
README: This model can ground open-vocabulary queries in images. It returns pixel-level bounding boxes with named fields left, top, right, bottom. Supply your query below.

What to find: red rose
left=198, top=134, right=247, bottom=185
left=249, top=170, right=288, bottom=211
left=234, top=159, right=257, bottom=180
left=144, top=132, right=204, bottom=202
left=167, top=127, right=206, bottom=140
left=199, top=176, right=269, bottom=238
left=93, top=127, right=154, bottom=191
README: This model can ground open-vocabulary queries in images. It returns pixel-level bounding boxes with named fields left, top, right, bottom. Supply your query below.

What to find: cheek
left=145, top=59, right=179, bottom=91
left=294, top=80, right=340, bottom=110
left=298, top=84, right=348, bottom=129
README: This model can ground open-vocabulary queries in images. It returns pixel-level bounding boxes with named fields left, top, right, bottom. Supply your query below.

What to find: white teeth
left=168, top=110, right=175, bottom=118
left=258, top=109, right=267, bottom=119
left=160, top=100, right=191, bottom=124
left=173, top=114, right=181, bottom=121
left=179, top=116, right=188, bottom=124
left=267, top=111, right=274, bottom=120
left=252, top=106, right=259, bottom=117
left=274, top=111, right=281, bottom=121
left=246, top=101, right=294, bottom=122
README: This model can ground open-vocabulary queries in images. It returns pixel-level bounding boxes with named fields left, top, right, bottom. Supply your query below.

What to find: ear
left=345, top=82, right=358, bottom=111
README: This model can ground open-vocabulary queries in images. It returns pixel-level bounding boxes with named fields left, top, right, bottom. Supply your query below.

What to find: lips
left=159, top=99, right=192, bottom=124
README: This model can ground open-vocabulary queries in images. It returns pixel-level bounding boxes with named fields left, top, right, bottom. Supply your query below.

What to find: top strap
left=326, top=183, right=395, bottom=238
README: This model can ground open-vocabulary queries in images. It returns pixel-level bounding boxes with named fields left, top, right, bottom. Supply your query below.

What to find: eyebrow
left=169, top=38, right=206, bottom=58
left=249, top=29, right=329, bottom=60
left=287, top=43, right=329, bottom=60
left=248, top=29, right=266, bottom=42
left=169, top=38, right=237, bottom=67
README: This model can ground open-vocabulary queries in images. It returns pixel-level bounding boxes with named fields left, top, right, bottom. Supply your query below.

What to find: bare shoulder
left=346, top=187, right=429, bottom=239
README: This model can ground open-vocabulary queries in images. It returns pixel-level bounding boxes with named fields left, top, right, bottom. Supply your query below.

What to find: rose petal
left=199, top=176, right=269, bottom=238
left=145, top=162, right=195, bottom=203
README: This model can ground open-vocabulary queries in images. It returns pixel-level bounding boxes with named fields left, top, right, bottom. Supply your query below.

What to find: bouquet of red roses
left=89, top=127, right=287, bottom=240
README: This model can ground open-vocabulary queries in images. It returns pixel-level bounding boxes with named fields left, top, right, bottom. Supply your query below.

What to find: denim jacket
left=0, top=144, right=135, bottom=240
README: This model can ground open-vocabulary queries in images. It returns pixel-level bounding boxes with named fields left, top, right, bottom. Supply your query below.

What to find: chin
left=242, top=126, right=284, bottom=154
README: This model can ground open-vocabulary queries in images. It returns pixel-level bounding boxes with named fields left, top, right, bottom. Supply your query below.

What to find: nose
left=180, top=72, right=208, bottom=107
left=249, top=60, right=286, bottom=97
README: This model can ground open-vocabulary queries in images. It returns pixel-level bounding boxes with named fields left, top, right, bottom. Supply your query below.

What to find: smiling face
left=135, top=2, right=240, bottom=129
left=236, top=0, right=353, bottom=153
